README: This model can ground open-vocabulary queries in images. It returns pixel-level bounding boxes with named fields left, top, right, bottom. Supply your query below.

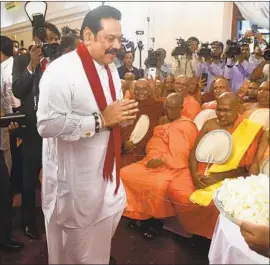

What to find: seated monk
left=249, top=128, right=269, bottom=175
left=202, top=77, right=230, bottom=110
left=162, top=75, right=175, bottom=98
left=188, top=76, right=201, bottom=104
left=174, top=75, right=202, bottom=120
left=121, top=93, right=198, bottom=239
left=242, top=80, right=270, bottom=117
left=121, top=79, right=164, bottom=167
left=242, top=81, right=261, bottom=112
left=167, top=92, right=262, bottom=240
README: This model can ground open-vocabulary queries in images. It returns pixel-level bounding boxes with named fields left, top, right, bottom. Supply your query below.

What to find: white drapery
left=235, top=1, right=270, bottom=30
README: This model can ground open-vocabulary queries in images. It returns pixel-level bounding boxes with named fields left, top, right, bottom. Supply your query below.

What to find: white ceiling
left=1, top=1, right=89, bottom=28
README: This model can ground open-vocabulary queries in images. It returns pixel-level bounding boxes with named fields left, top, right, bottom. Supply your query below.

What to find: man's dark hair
left=80, top=5, right=121, bottom=39
left=0, top=35, right=14, bottom=57
left=12, top=40, right=19, bottom=46
left=44, top=22, right=61, bottom=39
left=188, top=36, right=199, bottom=44
left=61, top=35, right=76, bottom=51
left=125, top=51, right=134, bottom=57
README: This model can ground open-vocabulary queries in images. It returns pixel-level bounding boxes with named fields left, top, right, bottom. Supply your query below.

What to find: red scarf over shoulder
left=77, top=43, right=121, bottom=194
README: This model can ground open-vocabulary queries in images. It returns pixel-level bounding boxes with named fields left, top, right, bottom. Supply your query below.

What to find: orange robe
left=167, top=116, right=261, bottom=239
left=121, top=117, right=198, bottom=220
left=121, top=99, right=164, bottom=167
left=124, top=90, right=132, bottom=100
left=202, top=100, right=217, bottom=110
left=182, top=95, right=202, bottom=120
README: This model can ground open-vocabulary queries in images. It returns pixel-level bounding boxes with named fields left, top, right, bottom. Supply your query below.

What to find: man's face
left=189, top=41, right=199, bottom=53
left=188, top=77, right=198, bottom=95
left=133, top=81, right=150, bottom=101
left=257, top=81, right=270, bottom=108
left=124, top=52, right=134, bottom=67
left=213, top=79, right=230, bottom=99
left=13, top=42, right=19, bottom=55
left=174, top=76, right=189, bottom=94
left=165, top=98, right=182, bottom=122
left=164, top=76, right=174, bottom=91
left=247, top=82, right=260, bottom=99
left=241, top=45, right=250, bottom=59
left=84, top=18, right=122, bottom=65
left=211, top=45, right=222, bottom=57
left=46, top=29, right=60, bottom=44
left=216, top=98, right=238, bottom=127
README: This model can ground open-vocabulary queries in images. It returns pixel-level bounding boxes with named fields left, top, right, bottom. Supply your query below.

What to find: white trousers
left=45, top=209, right=123, bottom=264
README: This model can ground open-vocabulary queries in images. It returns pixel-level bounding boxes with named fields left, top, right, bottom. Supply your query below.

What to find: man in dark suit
left=12, top=22, right=61, bottom=240
left=117, top=51, right=141, bottom=80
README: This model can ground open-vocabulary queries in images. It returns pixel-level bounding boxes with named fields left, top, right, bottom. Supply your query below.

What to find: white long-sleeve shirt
left=37, top=51, right=126, bottom=227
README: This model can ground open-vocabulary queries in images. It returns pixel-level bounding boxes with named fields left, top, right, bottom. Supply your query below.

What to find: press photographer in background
left=251, top=45, right=270, bottom=82
left=224, top=40, right=256, bottom=92
left=195, top=41, right=225, bottom=93
left=61, top=26, right=80, bottom=53
left=172, top=36, right=199, bottom=77
left=12, top=21, right=61, bottom=240
left=145, top=48, right=172, bottom=81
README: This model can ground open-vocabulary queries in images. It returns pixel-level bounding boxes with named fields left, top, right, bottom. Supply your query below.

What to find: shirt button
left=85, top=132, right=91, bottom=137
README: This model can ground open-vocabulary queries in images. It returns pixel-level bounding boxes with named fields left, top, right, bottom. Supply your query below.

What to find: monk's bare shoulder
left=202, top=118, right=221, bottom=132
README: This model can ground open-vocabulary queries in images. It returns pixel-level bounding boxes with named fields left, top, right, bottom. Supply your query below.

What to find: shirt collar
left=93, top=59, right=116, bottom=73
left=1, top=56, right=13, bottom=69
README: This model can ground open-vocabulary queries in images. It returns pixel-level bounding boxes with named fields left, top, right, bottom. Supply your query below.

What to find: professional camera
left=263, top=45, right=270, bottom=60
left=26, top=9, right=62, bottom=60
left=171, top=38, right=192, bottom=57
left=226, top=39, right=241, bottom=57
left=197, top=42, right=211, bottom=58
left=147, top=48, right=158, bottom=67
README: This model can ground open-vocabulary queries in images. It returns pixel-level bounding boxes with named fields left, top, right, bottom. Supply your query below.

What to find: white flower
left=218, top=174, right=269, bottom=225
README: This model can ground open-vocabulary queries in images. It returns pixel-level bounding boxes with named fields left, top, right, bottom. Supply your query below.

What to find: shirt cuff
left=80, top=115, right=97, bottom=138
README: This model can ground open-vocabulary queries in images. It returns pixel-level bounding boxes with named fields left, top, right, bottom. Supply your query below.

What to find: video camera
left=171, top=38, right=192, bottom=57
left=197, top=42, right=211, bottom=58
left=147, top=48, right=158, bottom=67
left=226, top=39, right=241, bottom=57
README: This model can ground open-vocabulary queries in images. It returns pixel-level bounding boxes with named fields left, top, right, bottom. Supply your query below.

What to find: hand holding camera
left=28, top=45, right=43, bottom=72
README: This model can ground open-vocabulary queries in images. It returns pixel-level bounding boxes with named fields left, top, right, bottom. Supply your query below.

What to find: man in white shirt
left=0, top=35, right=24, bottom=253
left=224, top=43, right=256, bottom=92
left=37, top=6, right=138, bottom=264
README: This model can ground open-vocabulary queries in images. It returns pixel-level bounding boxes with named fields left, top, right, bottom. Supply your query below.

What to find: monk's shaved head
left=133, top=79, right=151, bottom=101
left=216, top=92, right=239, bottom=126
left=165, top=93, right=184, bottom=121
left=217, top=92, right=238, bottom=105
left=124, top=72, right=135, bottom=81
left=167, top=93, right=184, bottom=108
left=213, top=78, right=231, bottom=99
left=174, top=75, right=190, bottom=94
left=257, top=80, right=270, bottom=108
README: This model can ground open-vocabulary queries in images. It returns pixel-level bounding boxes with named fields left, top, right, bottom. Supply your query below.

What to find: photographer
left=224, top=42, right=256, bottom=92
left=250, top=45, right=270, bottom=82
left=145, top=48, right=172, bottom=81
left=12, top=22, right=61, bottom=240
left=172, top=37, right=199, bottom=77
left=195, top=41, right=225, bottom=93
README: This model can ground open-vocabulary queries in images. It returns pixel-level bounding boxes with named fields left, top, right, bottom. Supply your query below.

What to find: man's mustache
left=105, top=48, right=119, bottom=55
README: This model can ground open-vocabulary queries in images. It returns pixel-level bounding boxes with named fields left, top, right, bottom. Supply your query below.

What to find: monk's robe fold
left=202, top=100, right=217, bottom=110
left=167, top=115, right=262, bottom=239
left=121, top=99, right=164, bottom=167
left=121, top=117, right=198, bottom=220
left=182, top=95, right=202, bottom=120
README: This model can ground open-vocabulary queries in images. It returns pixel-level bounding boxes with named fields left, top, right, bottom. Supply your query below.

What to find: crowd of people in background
left=0, top=12, right=269, bottom=261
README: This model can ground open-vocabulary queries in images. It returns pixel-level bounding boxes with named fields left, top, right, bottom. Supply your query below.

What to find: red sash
left=77, top=43, right=121, bottom=194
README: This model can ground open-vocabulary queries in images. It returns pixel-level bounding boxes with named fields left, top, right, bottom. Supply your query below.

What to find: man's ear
left=83, top=27, right=95, bottom=47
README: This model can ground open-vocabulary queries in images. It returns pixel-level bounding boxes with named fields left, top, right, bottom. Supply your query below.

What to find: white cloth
left=37, top=50, right=127, bottom=227
left=235, top=2, right=269, bottom=30
left=209, top=215, right=269, bottom=264
left=1, top=56, right=21, bottom=109
left=45, top=208, right=123, bottom=264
